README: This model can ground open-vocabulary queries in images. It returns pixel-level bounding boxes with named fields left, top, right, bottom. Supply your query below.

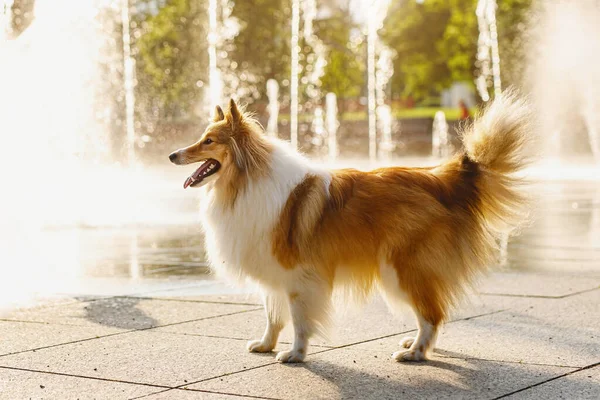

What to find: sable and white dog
left=169, top=94, right=532, bottom=363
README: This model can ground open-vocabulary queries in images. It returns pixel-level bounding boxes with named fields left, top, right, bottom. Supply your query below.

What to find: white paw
left=392, top=349, right=426, bottom=362
left=399, top=337, right=415, bottom=349
left=276, top=349, right=305, bottom=363
left=247, top=339, right=274, bottom=353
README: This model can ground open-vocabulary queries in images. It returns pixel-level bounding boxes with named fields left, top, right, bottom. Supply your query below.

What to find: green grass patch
left=279, top=107, right=476, bottom=122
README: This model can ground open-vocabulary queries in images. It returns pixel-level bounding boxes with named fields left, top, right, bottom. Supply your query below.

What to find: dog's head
left=169, top=99, right=271, bottom=194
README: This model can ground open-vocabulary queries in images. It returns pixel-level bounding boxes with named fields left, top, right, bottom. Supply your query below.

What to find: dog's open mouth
left=183, top=159, right=221, bottom=189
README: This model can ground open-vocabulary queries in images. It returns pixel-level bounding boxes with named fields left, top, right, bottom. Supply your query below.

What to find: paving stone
left=1, top=297, right=259, bottom=330
left=137, top=291, right=262, bottom=306
left=504, top=365, right=600, bottom=399
left=505, top=259, right=600, bottom=276
left=0, top=293, right=92, bottom=314
left=143, top=388, right=267, bottom=399
left=49, top=277, right=203, bottom=298
left=0, top=320, right=121, bottom=356
left=154, top=293, right=508, bottom=349
left=0, top=331, right=277, bottom=387
left=192, top=346, right=574, bottom=400
left=0, top=367, right=157, bottom=399
left=356, top=289, right=600, bottom=368
left=132, top=281, right=261, bottom=305
left=478, top=271, right=600, bottom=298
left=155, top=297, right=416, bottom=348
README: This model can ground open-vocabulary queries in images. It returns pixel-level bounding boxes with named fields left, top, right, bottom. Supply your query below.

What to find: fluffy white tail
left=463, top=91, right=535, bottom=175
left=461, top=90, right=536, bottom=236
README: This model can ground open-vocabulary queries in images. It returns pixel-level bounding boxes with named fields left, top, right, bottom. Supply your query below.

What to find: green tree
left=314, top=5, right=364, bottom=108
left=133, top=0, right=208, bottom=120
left=381, top=0, right=455, bottom=102
left=496, top=0, right=533, bottom=88
left=228, top=0, right=291, bottom=103
left=440, top=0, right=478, bottom=83
left=381, top=0, right=532, bottom=102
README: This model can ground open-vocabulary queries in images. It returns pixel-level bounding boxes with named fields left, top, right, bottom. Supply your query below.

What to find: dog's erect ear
left=214, top=105, right=225, bottom=122
left=228, top=98, right=242, bottom=128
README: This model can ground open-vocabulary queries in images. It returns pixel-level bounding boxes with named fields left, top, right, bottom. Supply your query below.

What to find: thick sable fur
left=169, top=94, right=533, bottom=363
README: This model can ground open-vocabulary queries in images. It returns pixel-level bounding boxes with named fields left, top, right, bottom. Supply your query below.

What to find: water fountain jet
left=377, top=104, right=394, bottom=162
left=432, top=111, right=450, bottom=158
left=266, top=79, right=279, bottom=137
left=121, top=0, right=136, bottom=167
left=476, top=0, right=502, bottom=101
left=528, top=0, right=600, bottom=164
left=364, top=0, right=392, bottom=164
left=290, top=0, right=300, bottom=149
left=311, top=106, right=326, bottom=150
left=366, top=6, right=377, bottom=163
left=325, top=92, right=338, bottom=163
left=207, top=0, right=222, bottom=108
left=1, top=0, right=14, bottom=41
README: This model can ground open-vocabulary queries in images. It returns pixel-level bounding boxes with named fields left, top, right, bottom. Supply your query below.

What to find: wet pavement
left=0, top=174, right=599, bottom=399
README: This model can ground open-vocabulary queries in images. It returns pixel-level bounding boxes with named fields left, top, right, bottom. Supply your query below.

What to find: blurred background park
left=3, top=0, right=599, bottom=163
left=1, top=0, right=599, bottom=306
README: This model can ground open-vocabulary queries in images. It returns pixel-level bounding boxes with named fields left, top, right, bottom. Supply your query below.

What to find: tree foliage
left=381, top=0, right=477, bottom=102
left=228, top=0, right=291, bottom=102
left=381, top=0, right=531, bottom=103
left=315, top=6, right=364, bottom=102
left=133, top=0, right=208, bottom=120
left=496, top=0, right=533, bottom=88
left=130, top=0, right=533, bottom=112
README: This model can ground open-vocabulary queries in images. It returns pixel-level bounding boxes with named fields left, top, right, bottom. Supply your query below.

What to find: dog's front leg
left=247, top=292, right=288, bottom=353
left=276, top=280, right=331, bottom=363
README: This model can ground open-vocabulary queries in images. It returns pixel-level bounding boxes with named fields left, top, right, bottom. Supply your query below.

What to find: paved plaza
left=1, top=178, right=599, bottom=399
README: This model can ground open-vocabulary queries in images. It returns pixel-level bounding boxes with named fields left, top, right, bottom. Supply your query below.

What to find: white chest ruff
left=199, top=141, right=326, bottom=288
left=201, top=185, right=281, bottom=284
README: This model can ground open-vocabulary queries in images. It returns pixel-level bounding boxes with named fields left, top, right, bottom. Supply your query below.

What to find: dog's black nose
left=169, top=152, right=178, bottom=163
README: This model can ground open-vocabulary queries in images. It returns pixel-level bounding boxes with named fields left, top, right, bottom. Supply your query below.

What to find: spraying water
left=475, top=0, right=502, bottom=101
left=302, top=0, right=327, bottom=102
left=0, top=0, right=125, bottom=307
left=529, top=0, right=600, bottom=163
left=365, top=0, right=392, bottom=163
left=208, top=0, right=222, bottom=107
left=377, top=104, right=394, bottom=162
left=1, top=0, right=13, bottom=40
left=366, top=6, right=377, bottom=163
left=325, top=92, right=338, bottom=163
left=311, top=106, right=326, bottom=152
left=376, top=46, right=394, bottom=107
left=432, top=111, right=450, bottom=158
left=290, top=0, right=300, bottom=149
left=121, top=0, right=136, bottom=167
left=376, top=45, right=394, bottom=162
left=266, top=79, right=279, bottom=138
left=209, top=0, right=240, bottom=102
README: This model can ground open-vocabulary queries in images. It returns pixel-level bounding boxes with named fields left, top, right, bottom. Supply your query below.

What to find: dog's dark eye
left=204, top=138, right=213, bottom=145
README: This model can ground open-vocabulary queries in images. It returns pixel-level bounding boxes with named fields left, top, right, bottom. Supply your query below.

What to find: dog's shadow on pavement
left=81, top=297, right=158, bottom=330
left=284, top=353, right=582, bottom=399
left=288, top=358, right=475, bottom=399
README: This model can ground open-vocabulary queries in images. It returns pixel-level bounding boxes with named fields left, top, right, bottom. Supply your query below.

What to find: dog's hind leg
left=379, top=262, right=445, bottom=362
left=392, top=308, right=440, bottom=362
left=275, top=277, right=331, bottom=363
left=247, top=291, right=289, bottom=353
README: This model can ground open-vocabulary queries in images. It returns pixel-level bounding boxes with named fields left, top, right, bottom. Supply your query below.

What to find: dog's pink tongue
left=183, top=161, right=214, bottom=189
left=183, top=165, right=204, bottom=189
left=183, top=176, right=194, bottom=189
